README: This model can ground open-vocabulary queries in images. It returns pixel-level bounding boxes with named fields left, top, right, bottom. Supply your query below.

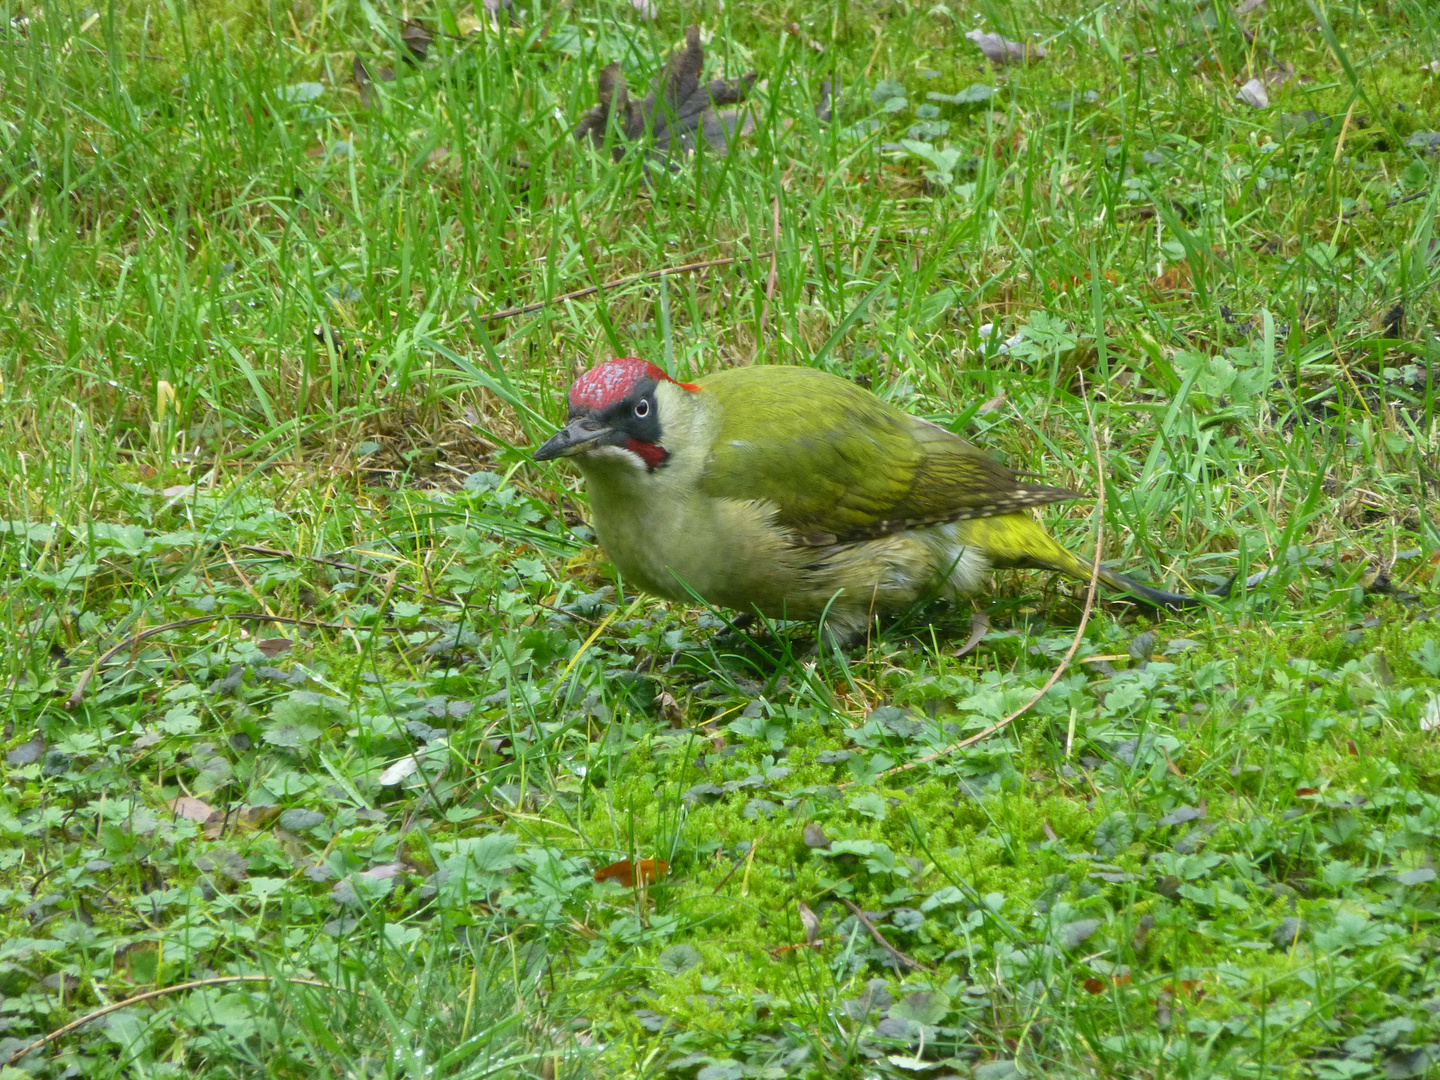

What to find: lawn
left=2, top=0, right=1439, bottom=1077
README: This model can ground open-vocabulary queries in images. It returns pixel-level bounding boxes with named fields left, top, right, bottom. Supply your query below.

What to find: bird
left=533, top=358, right=1199, bottom=645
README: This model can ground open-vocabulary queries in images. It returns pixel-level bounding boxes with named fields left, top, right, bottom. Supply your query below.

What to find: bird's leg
left=818, top=613, right=871, bottom=654
left=710, top=610, right=762, bottom=650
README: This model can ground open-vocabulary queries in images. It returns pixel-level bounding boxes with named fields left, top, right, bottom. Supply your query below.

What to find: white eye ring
left=634, top=399, right=649, bottom=418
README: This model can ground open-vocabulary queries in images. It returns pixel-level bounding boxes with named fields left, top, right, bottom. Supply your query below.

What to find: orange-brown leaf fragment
left=593, top=858, right=670, bottom=887
left=1173, top=979, right=1205, bottom=1000
left=1152, top=262, right=1193, bottom=294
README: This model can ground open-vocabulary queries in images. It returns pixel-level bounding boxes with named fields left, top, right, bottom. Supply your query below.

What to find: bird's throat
left=624, top=438, right=668, bottom=470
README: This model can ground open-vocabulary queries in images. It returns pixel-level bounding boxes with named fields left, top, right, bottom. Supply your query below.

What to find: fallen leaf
left=802, top=822, right=832, bottom=849
left=380, top=755, right=420, bottom=786
left=1295, top=787, right=1320, bottom=797
left=1132, top=914, right=1154, bottom=951
left=953, top=610, right=990, bottom=658
left=1235, top=0, right=1266, bottom=12
left=798, top=900, right=821, bottom=944
left=966, top=29, right=1046, bottom=66
left=976, top=393, right=1006, bottom=415
left=572, top=26, right=757, bottom=159
left=1382, top=302, right=1404, bottom=338
left=400, top=19, right=433, bottom=62
left=1237, top=79, right=1269, bottom=109
left=1158, top=805, right=1202, bottom=827
left=1152, top=262, right=1193, bottom=294
left=256, top=638, right=293, bottom=658
left=1172, top=979, right=1205, bottom=1000
left=1421, top=693, right=1439, bottom=732
left=353, top=55, right=396, bottom=109
left=202, top=805, right=281, bottom=839
left=314, top=325, right=351, bottom=360
left=168, top=796, right=215, bottom=822
left=594, top=858, right=669, bottom=887
left=655, top=691, right=684, bottom=726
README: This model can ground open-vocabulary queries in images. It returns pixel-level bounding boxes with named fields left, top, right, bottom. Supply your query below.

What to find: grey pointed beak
left=533, top=416, right=612, bottom=462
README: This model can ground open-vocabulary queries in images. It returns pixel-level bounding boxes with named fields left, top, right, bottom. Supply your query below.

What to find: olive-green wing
left=695, top=366, right=1081, bottom=543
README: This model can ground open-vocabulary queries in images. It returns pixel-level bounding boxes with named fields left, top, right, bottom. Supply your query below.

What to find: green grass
left=2, top=0, right=1439, bottom=1076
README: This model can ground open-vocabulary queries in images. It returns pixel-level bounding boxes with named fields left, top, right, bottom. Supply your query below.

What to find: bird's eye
left=634, top=399, right=650, bottom=418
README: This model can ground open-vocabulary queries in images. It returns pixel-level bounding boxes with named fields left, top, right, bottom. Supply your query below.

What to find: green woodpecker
left=534, top=359, right=1196, bottom=642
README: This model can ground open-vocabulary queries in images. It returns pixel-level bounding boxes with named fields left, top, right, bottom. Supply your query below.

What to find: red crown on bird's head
left=569, top=358, right=699, bottom=410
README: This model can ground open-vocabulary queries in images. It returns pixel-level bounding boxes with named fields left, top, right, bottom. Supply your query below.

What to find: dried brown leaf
left=593, top=858, right=669, bottom=887
left=655, top=691, right=684, bottom=726
left=169, top=796, right=215, bottom=822
left=954, top=610, right=990, bottom=659
left=797, top=900, right=821, bottom=945
left=572, top=25, right=758, bottom=159
left=201, top=805, right=281, bottom=839
left=400, top=20, right=433, bottom=62
left=353, top=56, right=395, bottom=109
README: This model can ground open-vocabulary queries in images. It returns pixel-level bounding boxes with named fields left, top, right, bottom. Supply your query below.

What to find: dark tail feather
left=1093, top=565, right=1234, bottom=610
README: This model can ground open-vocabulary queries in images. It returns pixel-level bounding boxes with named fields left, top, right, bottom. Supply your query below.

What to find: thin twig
left=710, top=851, right=750, bottom=896
left=1341, top=188, right=1430, bottom=221
left=840, top=899, right=931, bottom=973
left=66, top=613, right=405, bottom=710
left=466, top=253, right=760, bottom=325
left=458, top=239, right=885, bottom=327
left=878, top=377, right=1107, bottom=778
left=759, top=196, right=781, bottom=338
left=3, top=975, right=346, bottom=1065
left=240, top=544, right=463, bottom=608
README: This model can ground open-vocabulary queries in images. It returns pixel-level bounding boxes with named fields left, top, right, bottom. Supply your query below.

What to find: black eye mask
left=571, top=377, right=663, bottom=446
